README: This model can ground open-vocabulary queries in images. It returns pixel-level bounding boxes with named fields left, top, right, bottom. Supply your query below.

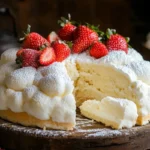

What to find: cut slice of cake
left=80, top=96, right=138, bottom=129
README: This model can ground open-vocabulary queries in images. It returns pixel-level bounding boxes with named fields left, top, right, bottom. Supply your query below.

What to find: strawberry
left=57, top=15, right=76, bottom=41
left=16, top=49, right=41, bottom=68
left=47, top=31, right=60, bottom=43
left=52, top=41, right=70, bottom=62
left=16, top=49, right=24, bottom=57
left=72, top=25, right=99, bottom=53
left=16, top=49, right=27, bottom=65
left=105, top=29, right=128, bottom=53
left=89, top=41, right=108, bottom=58
left=22, top=49, right=41, bottom=68
left=39, top=47, right=56, bottom=66
left=21, top=25, right=50, bottom=50
left=58, top=23, right=76, bottom=41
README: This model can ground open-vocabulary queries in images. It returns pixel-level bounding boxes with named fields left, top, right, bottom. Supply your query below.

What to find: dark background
left=0, top=0, right=150, bottom=60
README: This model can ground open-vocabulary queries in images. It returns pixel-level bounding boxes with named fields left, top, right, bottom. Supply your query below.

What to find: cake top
left=9, top=14, right=137, bottom=69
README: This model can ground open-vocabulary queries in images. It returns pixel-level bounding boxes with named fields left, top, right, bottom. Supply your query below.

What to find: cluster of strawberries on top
left=16, top=24, right=70, bottom=68
left=16, top=15, right=130, bottom=68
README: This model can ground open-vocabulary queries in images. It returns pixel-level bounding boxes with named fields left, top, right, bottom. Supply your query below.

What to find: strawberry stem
left=15, top=57, right=22, bottom=68
left=126, top=37, right=132, bottom=48
left=19, top=24, right=31, bottom=42
left=128, top=44, right=132, bottom=48
left=26, top=24, right=31, bottom=35
left=58, top=14, right=77, bottom=27
left=68, top=13, right=71, bottom=20
left=66, top=41, right=73, bottom=48
left=86, top=23, right=105, bottom=40
left=106, top=28, right=112, bottom=38
left=19, top=37, right=25, bottom=41
left=39, top=43, right=48, bottom=50
left=58, top=17, right=69, bottom=27
left=125, top=37, right=130, bottom=43
left=106, top=28, right=116, bottom=39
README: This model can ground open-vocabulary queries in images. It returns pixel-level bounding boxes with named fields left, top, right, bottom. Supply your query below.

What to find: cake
left=0, top=59, right=76, bottom=130
left=80, top=96, right=138, bottom=129
left=66, top=49, right=150, bottom=126
left=0, top=17, right=150, bottom=130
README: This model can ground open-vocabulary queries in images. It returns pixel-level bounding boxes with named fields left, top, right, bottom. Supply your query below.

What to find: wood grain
left=0, top=114, right=150, bottom=150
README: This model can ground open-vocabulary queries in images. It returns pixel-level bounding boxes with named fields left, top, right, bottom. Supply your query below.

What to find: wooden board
left=0, top=114, right=150, bottom=150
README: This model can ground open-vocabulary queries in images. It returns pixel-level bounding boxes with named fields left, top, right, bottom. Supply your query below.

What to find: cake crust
left=0, top=110, right=74, bottom=130
left=137, top=115, right=150, bottom=125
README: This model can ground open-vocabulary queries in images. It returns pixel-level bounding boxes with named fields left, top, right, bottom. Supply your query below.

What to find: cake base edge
left=0, top=110, right=75, bottom=130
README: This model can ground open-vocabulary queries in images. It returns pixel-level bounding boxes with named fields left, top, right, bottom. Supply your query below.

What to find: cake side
left=0, top=110, right=74, bottom=130
left=0, top=51, right=76, bottom=130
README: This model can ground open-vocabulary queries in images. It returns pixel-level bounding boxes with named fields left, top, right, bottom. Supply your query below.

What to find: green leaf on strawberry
left=86, top=23, right=104, bottom=37
left=19, top=24, right=31, bottom=42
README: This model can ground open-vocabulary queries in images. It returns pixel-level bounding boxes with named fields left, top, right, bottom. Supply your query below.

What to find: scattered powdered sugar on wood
left=0, top=114, right=141, bottom=139
left=85, top=130, right=122, bottom=137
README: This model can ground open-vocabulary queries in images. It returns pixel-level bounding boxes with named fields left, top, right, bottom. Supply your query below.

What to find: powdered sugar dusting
left=85, top=130, right=122, bottom=137
left=0, top=113, right=140, bottom=139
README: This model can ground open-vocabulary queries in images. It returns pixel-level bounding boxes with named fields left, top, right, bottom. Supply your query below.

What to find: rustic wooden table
left=0, top=114, right=150, bottom=150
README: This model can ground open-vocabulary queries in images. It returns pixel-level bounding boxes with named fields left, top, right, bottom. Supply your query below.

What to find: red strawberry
left=58, top=23, right=76, bottom=41
left=16, top=49, right=32, bottom=66
left=39, top=47, right=56, bottom=66
left=89, top=41, right=108, bottom=58
left=72, top=25, right=99, bottom=53
left=21, top=49, right=41, bottom=68
left=47, top=31, right=60, bottom=43
left=52, top=41, right=70, bottom=62
left=16, top=49, right=24, bottom=57
left=21, top=25, right=50, bottom=50
left=105, top=29, right=128, bottom=53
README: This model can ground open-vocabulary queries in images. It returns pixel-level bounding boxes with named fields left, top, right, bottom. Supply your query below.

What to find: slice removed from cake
left=65, top=50, right=150, bottom=125
left=80, top=96, right=138, bottom=129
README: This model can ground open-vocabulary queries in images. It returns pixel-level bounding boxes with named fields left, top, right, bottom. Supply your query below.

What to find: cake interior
left=66, top=58, right=150, bottom=125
